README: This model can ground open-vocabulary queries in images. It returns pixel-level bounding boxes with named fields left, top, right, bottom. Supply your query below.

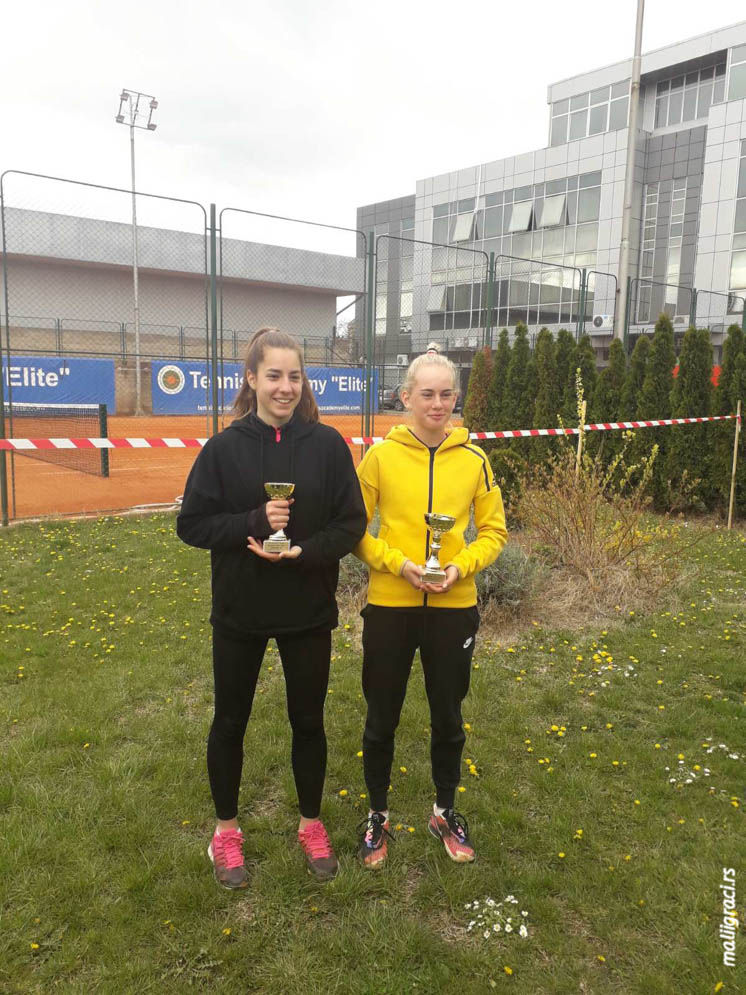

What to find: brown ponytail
left=232, top=327, right=320, bottom=423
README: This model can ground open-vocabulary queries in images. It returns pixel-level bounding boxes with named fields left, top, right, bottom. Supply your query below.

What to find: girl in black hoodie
left=177, top=327, right=366, bottom=888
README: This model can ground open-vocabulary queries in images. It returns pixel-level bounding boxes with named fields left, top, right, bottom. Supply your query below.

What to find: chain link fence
left=2, top=168, right=744, bottom=521
left=627, top=277, right=745, bottom=360
left=217, top=207, right=367, bottom=426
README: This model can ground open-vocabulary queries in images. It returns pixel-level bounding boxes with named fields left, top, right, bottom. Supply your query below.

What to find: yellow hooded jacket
left=354, top=425, right=508, bottom=608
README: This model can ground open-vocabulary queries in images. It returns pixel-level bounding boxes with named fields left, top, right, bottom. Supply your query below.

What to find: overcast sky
left=2, top=1, right=746, bottom=253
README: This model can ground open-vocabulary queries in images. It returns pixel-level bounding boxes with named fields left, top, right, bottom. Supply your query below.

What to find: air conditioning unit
left=591, top=314, right=614, bottom=331
left=672, top=315, right=689, bottom=326
left=396, top=354, right=409, bottom=366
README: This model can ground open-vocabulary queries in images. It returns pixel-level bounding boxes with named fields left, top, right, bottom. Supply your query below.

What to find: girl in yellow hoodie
left=354, top=351, right=507, bottom=867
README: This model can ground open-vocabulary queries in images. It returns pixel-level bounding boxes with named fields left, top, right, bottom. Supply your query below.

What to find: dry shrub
left=514, top=431, right=705, bottom=615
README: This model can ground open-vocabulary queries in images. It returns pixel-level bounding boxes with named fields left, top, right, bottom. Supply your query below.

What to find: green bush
left=474, top=540, right=542, bottom=610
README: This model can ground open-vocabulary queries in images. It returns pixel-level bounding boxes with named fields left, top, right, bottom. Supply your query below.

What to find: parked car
left=380, top=382, right=463, bottom=413
left=380, top=384, right=405, bottom=410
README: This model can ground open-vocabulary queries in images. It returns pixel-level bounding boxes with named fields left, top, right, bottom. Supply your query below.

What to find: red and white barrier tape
left=0, top=414, right=739, bottom=452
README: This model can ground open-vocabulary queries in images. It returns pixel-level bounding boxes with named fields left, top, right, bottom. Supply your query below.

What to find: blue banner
left=2, top=356, right=116, bottom=410
left=151, top=361, right=376, bottom=414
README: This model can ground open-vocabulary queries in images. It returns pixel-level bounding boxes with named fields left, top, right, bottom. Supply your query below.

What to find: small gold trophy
left=263, top=482, right=295, bottom=553
left=422, top=512, right=457, bottom=584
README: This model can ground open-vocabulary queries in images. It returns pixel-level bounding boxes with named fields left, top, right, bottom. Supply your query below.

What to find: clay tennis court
left=5, top=413, right=410, bottom=520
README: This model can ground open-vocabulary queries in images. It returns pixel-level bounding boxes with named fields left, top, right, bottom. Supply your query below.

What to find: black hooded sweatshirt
left=176, top=413, right=366, bottom=637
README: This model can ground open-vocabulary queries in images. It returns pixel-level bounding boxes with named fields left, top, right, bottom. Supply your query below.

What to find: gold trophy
left=422, top=513, right=457, bottom=584
left=263, top=482, right=295, bottom=553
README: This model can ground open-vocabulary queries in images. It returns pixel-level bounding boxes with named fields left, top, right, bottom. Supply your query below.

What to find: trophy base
left=263, top=537, right=291, bottom=553
left=422, top=566, right=446, bottom=585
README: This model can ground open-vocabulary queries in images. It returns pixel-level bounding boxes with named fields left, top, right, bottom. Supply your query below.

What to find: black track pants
left=208, top=626, right=331, bottom=820
left=361, top=605, right=479, bottom=812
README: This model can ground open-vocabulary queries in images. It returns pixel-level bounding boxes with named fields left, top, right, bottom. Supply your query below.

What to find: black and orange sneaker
left=427, top=808, right=476, bottom=863
left=357, top=812, right=394, bottom=868
left=208, top=827, right=249, bottom=889
left=298, top=820, right=339, bottom=881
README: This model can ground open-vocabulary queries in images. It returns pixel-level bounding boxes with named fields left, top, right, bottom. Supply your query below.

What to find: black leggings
left=208, top=626, right=332, bottom=820
left=361, top=605, right=479, bottom=812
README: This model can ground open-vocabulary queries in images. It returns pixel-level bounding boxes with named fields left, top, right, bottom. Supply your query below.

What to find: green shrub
left=474, top=541, right=542, bottom=611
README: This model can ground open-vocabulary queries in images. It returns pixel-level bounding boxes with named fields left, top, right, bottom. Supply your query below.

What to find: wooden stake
left=575, top=400, right=587, bottom=480
left=727, top=399, right=742, bottom=531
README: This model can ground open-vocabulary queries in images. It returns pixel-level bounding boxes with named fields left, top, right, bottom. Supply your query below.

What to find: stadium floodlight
left=115, top=88, right=159, bottom=415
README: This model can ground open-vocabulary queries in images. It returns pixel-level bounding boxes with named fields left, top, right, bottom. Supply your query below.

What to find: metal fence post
left=689, top=288, right=697, bottom=329
left=364, top=233, right=375, bottom=441
left=209, top=204, right=219, bottom=437
left=624, top=277, right=633, bottom=351
left=485, top=251, right=495, bottom=349
left=1, top=190, right=9, bottom=526
left=576, top=268, right=587, bottom=339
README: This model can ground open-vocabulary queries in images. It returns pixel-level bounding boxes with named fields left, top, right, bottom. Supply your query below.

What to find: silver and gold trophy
left=263, top=482, right=295, bottom=553
left=422, top=512, right=456, bottom=584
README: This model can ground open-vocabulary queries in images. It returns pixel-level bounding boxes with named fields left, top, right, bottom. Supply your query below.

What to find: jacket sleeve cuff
left=444, top=560, right=463, bottom=579
left=246, top=505, right=270, bottom=539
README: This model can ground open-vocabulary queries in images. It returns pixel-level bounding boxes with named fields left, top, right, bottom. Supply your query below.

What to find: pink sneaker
left=298, top=821, right=338, bottom=881
left=428, top=808, right=476, bottom=863
left=208, top=827, right=249, bottom=889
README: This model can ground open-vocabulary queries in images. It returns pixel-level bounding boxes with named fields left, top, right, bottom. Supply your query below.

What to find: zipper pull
left=275, top=426, right=281, bottom=443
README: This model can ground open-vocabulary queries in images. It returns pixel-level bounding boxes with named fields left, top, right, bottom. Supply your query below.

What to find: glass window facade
left=731, top=141, right=746, bottom=298
left=654, top=63, right=725, bottom=127
left=508, top=200, right=533, bottom=233
left=425, top=171, right=602, bottom=333
left=551, top=80, right=629, bottom=145
left=537, top=194, right=567, bottom=228
left=637, top=183, right=659, bottom=322
left=452, top=213, right=475, bottom=242
left=729, top=45, right=746, bottom=101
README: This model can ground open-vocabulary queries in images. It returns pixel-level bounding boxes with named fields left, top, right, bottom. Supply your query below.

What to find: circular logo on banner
left=158, top=365, right=185, bottom=395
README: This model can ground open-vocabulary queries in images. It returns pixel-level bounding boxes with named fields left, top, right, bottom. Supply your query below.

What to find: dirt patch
left=5, top=412, right=419, bottom=520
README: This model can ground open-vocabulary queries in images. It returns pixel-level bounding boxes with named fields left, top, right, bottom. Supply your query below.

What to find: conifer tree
left=666, top=326, right=714, bottom=507
left=462, top=346, right=493, bottom=433
left=487, top=328, right=511, bottom=429
left=554, top=329, right=576, bottom=418
left=533, top=328, right=558, bottom=428
left=592, top=337, right=626, bottom=422
left=713, top=325, right=745, bottom=509
left=638, top=313, right=676, bottom=419
left=590, top=337, right=626, bottom=462
left=503, top=322, right=533, bottom=429
left=715, top=324, right=745, bottom=416
left=532, top=328, right=558, bottom=459
left=620, top=334, right=650, bottom=418
left=561, top=333, right=597, bottom=426
left=638, top=313, right=677, bottom=508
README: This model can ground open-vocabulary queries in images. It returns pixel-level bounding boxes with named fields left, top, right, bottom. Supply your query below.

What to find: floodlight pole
left=615, top=0, right=645, bottom=341
left=116, top=89, right=158, bottom=415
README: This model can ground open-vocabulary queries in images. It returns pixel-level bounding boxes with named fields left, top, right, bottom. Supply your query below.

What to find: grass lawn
left=1, top=513, right=744, bottom=994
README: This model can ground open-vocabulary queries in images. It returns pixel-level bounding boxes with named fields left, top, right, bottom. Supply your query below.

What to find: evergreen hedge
left=460, top=315, right=746, bottom=517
